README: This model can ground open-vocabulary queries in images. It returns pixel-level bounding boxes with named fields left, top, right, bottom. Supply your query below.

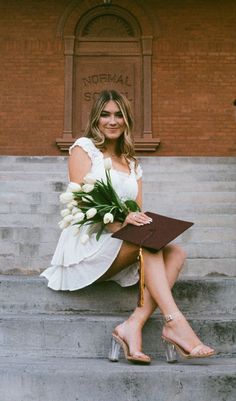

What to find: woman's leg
left=143, top=248, right=215, bottom=355
left=100, top=242, right=186, bottom=356
left=114, top=245, right=186, bottom=356
left=103, top=242, right=214, bottom=356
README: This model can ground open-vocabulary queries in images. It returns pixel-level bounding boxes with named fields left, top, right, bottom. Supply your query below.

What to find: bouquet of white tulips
left=58, top=158, right=140, bottom=241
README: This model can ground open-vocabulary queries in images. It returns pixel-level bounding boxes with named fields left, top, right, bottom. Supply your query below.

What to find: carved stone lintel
left=56, top=135, right=160, bottom=152
left=134, top=137, right=160, bottom=152
left=56, top=133, right=74, bottom=151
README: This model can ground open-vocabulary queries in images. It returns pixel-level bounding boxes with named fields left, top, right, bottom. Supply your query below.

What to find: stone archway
left=56, top=1, right=160, bottom=152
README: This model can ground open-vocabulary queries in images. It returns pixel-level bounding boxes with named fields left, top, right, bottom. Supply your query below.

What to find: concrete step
left=1, top=226, right=235, bottom=245
left=143, top=181, right=236, bottom=192
left=143, top=171, right=236, bottom=182
left=2, top=172, right=236, bottom=192
left=1, top=256, right=235, bottom=276
left=1, top=170, right=236, bottom=183
left=0, top=312, right=234, bottom=358
left=0, top=276, right=235, bottom=315
left=140, top=155, right=236, bottom=170
left=1, top=206, right=236, bottom=228
left=1, top=214, right=236, bottom=229
left=183, top=258, right=236, bottom=277
left=0, top=156, right=68, bottom=172
left=2, top=182, right=236, bottom=204
left=0, top=155, right=235, bottom=170
left=0, top=156, right=235, bottom=276
left=143, top=203, right=236, bottom=216
left=0, top=172, right=67, bottom=181
left=0, top=256, right=236, bottom=278
left=1, top=203, right=236, bottom=221
left=0, top=355, right=235, bottom=401
left=0, top=238, right=235, bottom=260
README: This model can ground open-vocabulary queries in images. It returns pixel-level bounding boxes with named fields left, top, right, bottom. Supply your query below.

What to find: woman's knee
left=165, top=244, right=187, bottom=269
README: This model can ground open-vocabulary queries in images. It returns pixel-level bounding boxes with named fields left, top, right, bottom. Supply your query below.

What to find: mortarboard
left=112, top=212, right=193, bottom=306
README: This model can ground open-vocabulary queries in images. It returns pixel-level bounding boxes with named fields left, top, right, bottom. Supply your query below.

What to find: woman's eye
left=100, top=112, right=109, bottom=117
left=116, top=113, right=123, bottom=118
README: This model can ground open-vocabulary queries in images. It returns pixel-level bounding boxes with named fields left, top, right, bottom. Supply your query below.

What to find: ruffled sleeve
left=129, top=160, right=143, bottom=180
left=69, top=137, right=101, bottom=162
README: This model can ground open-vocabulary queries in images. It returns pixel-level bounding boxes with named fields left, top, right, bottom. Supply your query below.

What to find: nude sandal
left=161, top=312, right=216, bottom=363
left=109, top=332, right=151, bottom=364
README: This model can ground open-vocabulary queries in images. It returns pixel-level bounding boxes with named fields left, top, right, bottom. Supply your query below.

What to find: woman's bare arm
left=68, top=146, right=92, bottom=183
left=136, top=178, right=142, bottom=209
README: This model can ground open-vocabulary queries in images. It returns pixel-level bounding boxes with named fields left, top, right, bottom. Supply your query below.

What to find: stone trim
left=56, top=1, right=160, bottom=152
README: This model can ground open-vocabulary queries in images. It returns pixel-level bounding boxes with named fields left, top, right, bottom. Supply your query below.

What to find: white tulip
left=82, top=183, right=94, bottom=193
left=104, top=157, right=112, bottom=170
left=82, top=195, right=93, bottom=203
left=103, top=212, right=114, bottom=224
left=83, top=173, right=97, bottom=185
left=58, top=219, right=70, bottom=229
left=63, top=214, right=74, bottom=223
left=60, top=208, right=70, bottom=218
left=80, top=234, right=90, bottom=244
left=73, top=212, right=85, bottom=223
left=71, top=207, right=81, bottom=215
left=67, top=182, right=82, bottom=192
left=86, top=208, right=97, bottom=219
left=59, top=192, right=74, bottom=204
left=67, top=200, right=78, bottom=210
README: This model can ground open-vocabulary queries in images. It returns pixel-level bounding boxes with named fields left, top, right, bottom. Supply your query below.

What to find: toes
left=132, top=352, right=151, bottom=361
left=191, top=344, right=215, bottom=356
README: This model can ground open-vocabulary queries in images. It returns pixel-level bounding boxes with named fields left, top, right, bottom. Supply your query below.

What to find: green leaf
left=124, top=200, right=141, bottom=212
left=96, top=223, right=105, bottom=240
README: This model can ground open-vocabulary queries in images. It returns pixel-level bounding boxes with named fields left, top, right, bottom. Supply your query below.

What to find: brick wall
left=0, top=0, right=235, bottom=156
left=0, top=0, right=65, bottom=156
left=151, top=0, right=236, bottom=155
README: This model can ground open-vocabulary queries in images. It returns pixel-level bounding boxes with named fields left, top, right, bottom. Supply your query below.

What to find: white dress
left=40, top=137, right=142, bottom=291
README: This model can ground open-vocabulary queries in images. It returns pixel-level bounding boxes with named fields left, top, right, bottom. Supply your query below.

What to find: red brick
left=0, top=0, right=235, bottom=156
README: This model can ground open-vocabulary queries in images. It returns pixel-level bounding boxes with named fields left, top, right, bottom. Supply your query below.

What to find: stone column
left=56, top=36, right=75, bottom=150
left=142, top=36, right=153, bottom=137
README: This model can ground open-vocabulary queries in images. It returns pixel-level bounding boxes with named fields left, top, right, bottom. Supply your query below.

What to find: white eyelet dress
left=40, top=137, right=143, bottom=291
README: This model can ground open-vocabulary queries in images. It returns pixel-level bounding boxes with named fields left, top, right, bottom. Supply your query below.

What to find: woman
left=41, top=89, right=215, bottom=364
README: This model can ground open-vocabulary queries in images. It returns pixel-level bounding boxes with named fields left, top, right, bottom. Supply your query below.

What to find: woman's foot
left=113, top=318, right=151, bottom=362
left=162, top=311, right=215, bottom=357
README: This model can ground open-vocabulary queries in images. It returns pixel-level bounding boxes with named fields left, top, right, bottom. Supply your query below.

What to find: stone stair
left=0, top=275, right=235, bottom=401
left=0, top=156, right=235, bottom=276
left=0, top=156, right=235, bottom=400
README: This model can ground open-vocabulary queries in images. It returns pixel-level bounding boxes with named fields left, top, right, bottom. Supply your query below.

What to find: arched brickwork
left=56, top=0, right=158, bottom=38
left=56, top=0, right=160, bottom=151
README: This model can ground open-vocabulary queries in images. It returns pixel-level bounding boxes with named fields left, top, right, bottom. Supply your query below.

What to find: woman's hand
left=105, top=212, right=152, bottom=233
left=123, top=212, right=152, bottom=227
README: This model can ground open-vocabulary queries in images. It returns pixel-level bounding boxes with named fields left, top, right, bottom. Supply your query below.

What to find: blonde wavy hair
left=84, top=90, right=136, bottom=161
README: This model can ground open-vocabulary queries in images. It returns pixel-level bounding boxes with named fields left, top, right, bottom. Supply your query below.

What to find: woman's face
left=98, top=100, right=125, bottom=140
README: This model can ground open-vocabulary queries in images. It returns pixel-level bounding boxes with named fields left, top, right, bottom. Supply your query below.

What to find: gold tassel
left=138, top=247, right=145, bottom=307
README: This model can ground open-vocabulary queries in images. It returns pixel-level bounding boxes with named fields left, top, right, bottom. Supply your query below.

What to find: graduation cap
left=112, top=212, right=193, bottom=306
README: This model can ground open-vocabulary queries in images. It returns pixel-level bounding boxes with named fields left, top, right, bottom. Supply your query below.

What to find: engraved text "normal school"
left=82, top=74, right=132, bottom=87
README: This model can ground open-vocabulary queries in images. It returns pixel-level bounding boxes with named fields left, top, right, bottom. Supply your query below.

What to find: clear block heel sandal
left=109, top=336, right=121, bottom=362
left=109, top=332, right=151, bottom=364
left=162, top=338, right=178, bottom=363
left=161, top=312, right=216, bottom=362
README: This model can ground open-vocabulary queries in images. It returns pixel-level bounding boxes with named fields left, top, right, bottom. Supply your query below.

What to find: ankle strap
left=163, top=311, right=182, bottom=323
